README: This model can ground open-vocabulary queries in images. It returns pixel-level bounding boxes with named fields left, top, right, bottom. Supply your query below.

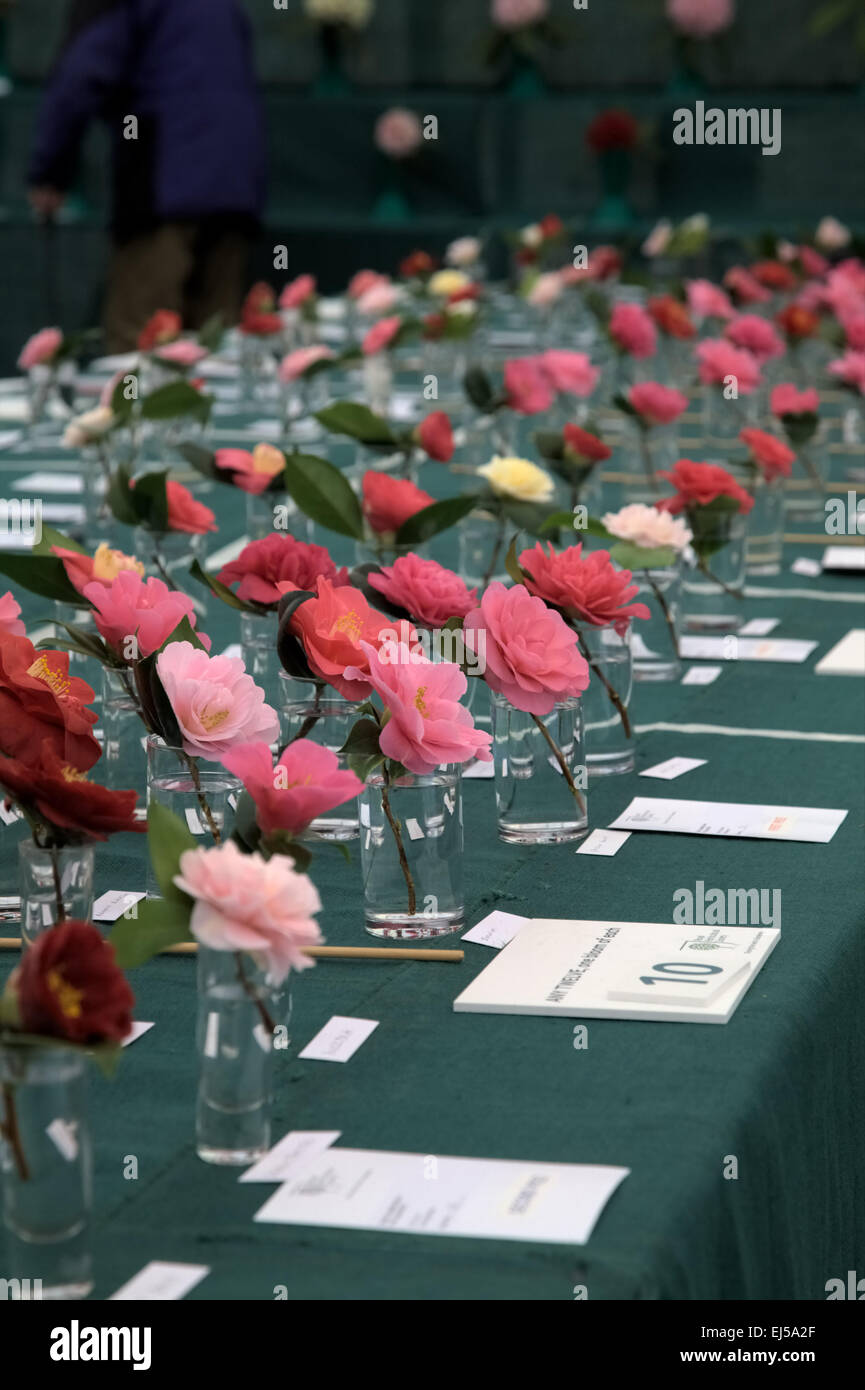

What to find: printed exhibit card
left=608, top=797, right=848, bottom=843
left=254, top=1148, right=629, bottom=1246
left=453, top=920, right=780, bottom=1025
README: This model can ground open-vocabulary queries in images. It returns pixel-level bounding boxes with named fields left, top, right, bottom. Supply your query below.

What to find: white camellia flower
left=602, top=503, right=693, bottom=554
left=304, top=0, right=374, bottom=28
left=520, top=222, right=543, bottom=248
left=62, top=404, right=116, bottom=449
left=449, top=300, right=478, bottom=318
left=526, top=272, right=563, bottom=308
left=815, top=216, right=851, bottom=251
left=446, top=236, right=482, bottom=268
left=642, top=220, right=672, bottom=258
left=478, top=455, right=555, bottom=504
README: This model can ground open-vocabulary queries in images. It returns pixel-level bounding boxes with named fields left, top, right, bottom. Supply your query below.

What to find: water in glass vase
left=359, top=768, right=463, bottom=939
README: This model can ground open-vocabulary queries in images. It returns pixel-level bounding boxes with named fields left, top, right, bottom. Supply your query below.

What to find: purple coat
left=29, top=0, right=267, bottom=236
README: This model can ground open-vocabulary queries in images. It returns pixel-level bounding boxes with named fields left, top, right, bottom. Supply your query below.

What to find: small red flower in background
left=399, top=250, right=437, bottom=279
left=0, top=742, right=146, bottom=841
left=362, top=473, right=434, bottom=534
left=241, top=282, right=282, bottom=336
left=563, top=425, right=611, bottom=463
left=415, top=411, right=455, bottom=462
left=586, top=109, right=639, bottom=154
left=750, top=260, right=798, bottom=292
left=539, top=213, right=564, bottom=239
left=648, top=295, right=696, bottom=340
left=739, top=428, right=795, bottom=481
left=777, top=304, right=820, bottom=341
left=15, top=920, right=134, bottom=1045
left=138, top=310, right=181, bottom=351
left=658, top=458, right=754, bottom=515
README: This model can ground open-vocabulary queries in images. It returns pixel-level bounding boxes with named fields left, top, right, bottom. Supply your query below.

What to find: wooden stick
left=0, top=938, right=463, bottom=963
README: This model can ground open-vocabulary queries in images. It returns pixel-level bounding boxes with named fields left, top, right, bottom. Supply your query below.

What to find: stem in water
left=645, top=570, right=680, bottom=658
left=380, top=766, right=416, bottom=916
left=531, top=714, right=586, bottom=815
left=577, top=631, right=632, bottom=740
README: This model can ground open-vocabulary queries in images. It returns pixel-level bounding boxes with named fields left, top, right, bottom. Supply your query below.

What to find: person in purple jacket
left=28, top=0, right=267, bottom=349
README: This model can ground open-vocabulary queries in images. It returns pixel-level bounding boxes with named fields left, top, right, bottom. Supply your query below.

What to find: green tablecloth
left=1, top=400, right=863, bottom=1300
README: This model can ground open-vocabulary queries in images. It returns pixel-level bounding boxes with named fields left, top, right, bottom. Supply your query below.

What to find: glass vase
left=82, top=444, right=115, bottom=544
left=703, top=388, right=760, bottom=442
left=683, top=513, right=747, bottom=633
left=18, top=844, right=95, bottom=948
left=784, top=436, right=829, bottom=523
left=631, top=565, right=682, bottom=682
left=359, top=767, right=463, bottom=939
left=195, top=947, right=279, bottom=1166
left=578, top=622, right=635, bottom=776
left=745, top=475, right=785, bottom=577
left=362, top=354, right=393, bottom=416
left=279, top=674, right=361, bottom=840
left=145, top=737, right=240, bottom=891
left=133, top=527, right=206, bottom=590
left=100, top=667, right=147, bottom=794
left=245, top=490, right=312, bottom=542
left=617, top=420, right=679, bottom=503
left=0, top=1047, right=93, bottom=1300
left=457, top=509, right=510, bottom=589
left=490, top=693, right=588, bottom=844
left=240, top=612, right=281, bottom=714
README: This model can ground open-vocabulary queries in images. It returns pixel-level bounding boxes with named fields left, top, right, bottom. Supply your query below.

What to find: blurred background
left=1, top=0, right=863, bottom=368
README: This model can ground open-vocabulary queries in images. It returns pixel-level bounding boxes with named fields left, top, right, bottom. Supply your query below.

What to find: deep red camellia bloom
left=422, top=312, right=447, bottom=340
left=589, top=245, right=622, bottom=281
left=0, top=631, right=100, bottom=771
left=362, top=473, right=434, bottom=534
left=777, top=304, right=820, bottom=340
left=399, top=250, right=437, bottom=279
left=739, top=428, right=795, bottom=481
left=138, top=309, right=181, bottom=351
left=243, top=282, right=277, bottom=315
left=658, top=459, right=754, bottom=516
left=415, top=411, right=454, bottom=462
left=241, top=309, right=283, bottom=336
left=648, top=295, right=697, bottom=340
left=217, top=533, right=349, bottom=607
left=563, top=424, right=611, bottom=463
left=448, top=283, right=480, bottom=305
left=0, top=742, right=146, bottom=840
left=15, top=920, right=134, bottom=1044
left=750, top=260, right=798, bottom=291
left=586, top=108, right=639, bottom=153
left=539, top=213, right=564, bottom=240
left=519, top=542, right=651, bottom=636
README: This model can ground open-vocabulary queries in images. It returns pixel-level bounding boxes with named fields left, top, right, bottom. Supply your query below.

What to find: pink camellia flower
left=686, top=279, right=734, bottom=322
left=463, top=582, right=590, bottom=716
left=362, top=316, right=402, bottom=356
left=348, top=269, right=390, bottom=300
left=609, top=303, right=657, bottom=359
left=415, top=411, right=454, bottom=462
left=841, top=311, right=865, bottom=351
left=666, top=0, right=735, bottom=40
left=519, top=543, right=651, bottom=637
left=374, top=107, right=423, bottom=159
left=628, top=381, right=689, bottom=425
left=657, top=459, right=754, bottom=515
left=213, top=442, right=285, bottom=495
left=0, top=592, right=25, bottom=637
left=368, top=554, right=477, bottom=626
left=218, top=533, right=348, bottom=607
left=53, top=541, right=144, bottom=596
left=84, top=572, right=210, bottom=659
left=174, top=841, right=321, bottom=984
left=279, top=274, right=316, bottom=310
left=156, top=641, right=279, bottom=760
left=278, top=345, right=335, bottom=382
left=345, top=641, right=492, bottom=776
left=770, top=383, right=819, bottom=417
left=696, top=339, right=763, bottom=393
left=526, top=272, right=563, bottom=308
left=725, top=314, right=785, bottom=363
left=828, top=350, right=865, bottom=395
left=128, top=477, right=216, bottom=535
left=18, top=327, right=63, bottom=370
left=739, top=428, right=795, bottom=481
left=278, top=576, right=395, bottom=700
left=504, top=356, right=556, bottom=413
left=356, top=281, right=401, bottom=317
left=220, top=739, right=362, bottom=839
left=539, top=350, right=599, bottom=397
left=492, top=0, right=549, bottom=29
left=799, top=246, right=830, bottom=279
left=723, top=266, right=771, bottom=306
left=154, top=339, right=208, bottom=367
left=362, top=472, right=433, bottom=534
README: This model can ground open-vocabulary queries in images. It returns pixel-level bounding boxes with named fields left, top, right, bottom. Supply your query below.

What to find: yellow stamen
left=60, top=765, right=88, bottom=783
left=27, top=656, right=72, bottom=699
left=414, top=685, right=429, bottom=716
left=331, top=611, right=363, bottom=642
left=47, top=968, right=84, bottom=1020
left=200, top=708, right=230, bottom=732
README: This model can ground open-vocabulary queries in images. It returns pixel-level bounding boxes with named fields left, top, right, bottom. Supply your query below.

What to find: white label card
left=463, top=758, right=494, bottom=779
left=240, top=1130, right=342, bottom=1184
left=738, top=618, right=779, bottom=636
left=640, top=757, right=707, bottom=781
left=681, top=665, right=722, bottom=686
left=122, top=1022, right=154, bottom=1047
left=609, top=796, right=848, bottom=844
left=791, top=556, right=821, bottom=577
left=680, top=636, right=817, bottom=664
left=12, top=471, right=84, bottom=493
left=46, top=1118, right=79, bottom=1162
left=822, top=546, right=865, bottom=571
left=576, top=829, right=631, bottom=857
left=92, top=890, right=146, bottom=922
left=462, top=910, right=528, bottom=949
left=298, top=1016, right=379, bottom=1063
left=109, top=1262, right=210, bottom=1302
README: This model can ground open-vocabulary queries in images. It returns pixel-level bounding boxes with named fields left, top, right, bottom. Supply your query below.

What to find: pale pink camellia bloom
left=348, top=269, right=390, bottom=300
left=539, top=350, right=600, bottom=398
left=463, top=582, right=590, bottom=717
left=602, top=503, right=692, bottom=554
left=724, top=314, right=785, bottom=363
left=213, top=442, right=285, bottom=495
left=504, top=356, right=555, bottom=414
left=526, top=272, right=563, bottom=308
left=220, top=739, right=362, bottom=839
left=362, top=315, right=402, bottom=356
left=815, top=216, right=851, bottom=252
left=609, top=303, right=657, bottom=359
left=828, top=350, right=865, bottom=396
left=18, top=326, right=63, bottom=370
left=696, top=339, right=763, bottom=394
left=446, top=236, right=482, bottom=268
left=665, top=0, right=734, bottom=40
left=723, top=266, right=771, bottom=307
left=492, top=0, right=549, bottom=30
left=154, top=339, right=209, bottom=367
left=642, top=219, right=673, bottom=259
left=84, top=572, right=210, bottom=659
left=686, top=279, right=734, bottom=322
left=0, top=591, right=26, bottom=637
left=770, top=383, right=819, bottom=417
left=345, top=641, right=492, bottom=777
left=156, top=641, right=280, bottom=761
left=368, top=554, right=477, bottom=626
left=279, top=274, right=316, bottom=310
left=374, top=107, right=423, bottom=160
left=278, top=345, right=335, bottom=382
left=628, top=381, right=689, bottom=425
left=174, top=841, right=322, bottom=985
left=356, top=280, right=401, bottom=317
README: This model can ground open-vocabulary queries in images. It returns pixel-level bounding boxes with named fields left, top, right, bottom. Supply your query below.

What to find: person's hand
left=28, top=186, right=65, bottom=219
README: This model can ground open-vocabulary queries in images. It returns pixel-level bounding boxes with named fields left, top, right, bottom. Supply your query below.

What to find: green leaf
left=500, top=498, right=559, bottom=539
left=539, top=510, right=579, bottom=535
left=197, top=312, right=225, bottom=354
left=106, top=463, right=141, bottom=526
left=41, top=620, right=121, bottom=668
left=339, top=717, right=384, bottom=780
left=110, top=894, right=192, bottom=970
left=141, top=381, right=208, bottom=421
left=146, top=802, right=198, bottom=904
left=283, top=453, right=364, bottom=539
left=583, top=516, right=615, bottom=541
left=32, top=524, right=86, bottom=558
left=810, top=0, right=855, bottom=39
left=609, top=541, right=677, bottom=571
left=532, top=429, right=565, bottom=461
left=463, top=365, right=496, bottom=413
left=395, top=494, right=479, bottom=545
left=130, top=469, right=170, bottom=532
left=0, top=554, right=85, bottom=605
left=314, top=402, right=395, bottom=446
left=178, top=442, right=218, bottom=482
left=276, top=589, right=317, bottom=681
left=188, top=558, right=263, bottom=614
left=504, top=533, right=525, bottom=585
left=110, top=374, right=137, bottom=424
left=231, top=789, right=262, bottom=854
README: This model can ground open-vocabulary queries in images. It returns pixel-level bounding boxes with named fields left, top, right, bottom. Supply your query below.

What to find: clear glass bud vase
left=578, top=621, right=635, bottom=776
left=145, top=737, right=240, bottom=893
left=0, top=1046, right=93, bottom=1299
left=195, top=948, right=279, bottom=1166
left=100, top=667, right=147, bottom=793
left=279, top=674, right=361, bottom=840
left=631, top=564, right=682, bottom=682
left=359, top=767, right=463, bottom=939
left=241, top=612, right=281, bottom=714
left=18, top=844, right=95, bottom=948
left=490, top=693, right=588, bottom=844
left=683, top=513, right=747, bottom=633
left=745, top=475, right=785, bottom=576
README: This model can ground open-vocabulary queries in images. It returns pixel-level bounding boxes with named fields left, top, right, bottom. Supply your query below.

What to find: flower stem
left=531, top=714, right=586, bottom=814
left=481, top=515, right=507, bottom=588
left=577, top=631, right=632, bottom=739
left=0, top=1082, right=30, bottom=1182
left=151, top=545, right=177, bottom=591
left=234, top=953, right=276, bottom=1036
left=380, top=766, right=417, bottom=917
left=696, top=554, right=743, bottom=600
left=288, top=682, right=323, bottom=744
left=639, top=429, right=658, bottom=493
left=181, top=752, right=222, bottom=844
left=49, top=845, right=67, bottom=924
left=645, top=571, right=679, bottom=658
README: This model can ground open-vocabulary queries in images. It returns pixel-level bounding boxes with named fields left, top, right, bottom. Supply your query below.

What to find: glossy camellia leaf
left=140, top=380, right=210, bottom=423
left=282, top=452, right=364, bottom=539
left=609, top=542, right=677, bottom=572
left=339, top=718, right=384, bottom=782
left=110, top=804, right=196, bottom=968
left=178, top=441, right=218, bottom=481
left=32, top=524, right=86, bottom=558
left=0, top=552, right=85, bottom=605
left=314, top=402, right=395, bottom=446
left=188, top=559, right=264, bottom=614
left=395, top=494, right=479, bottom=546
left=276, top=588, right=317, bottom=681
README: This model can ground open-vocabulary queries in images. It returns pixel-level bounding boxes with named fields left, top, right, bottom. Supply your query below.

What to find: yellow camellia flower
left=91, top=542, right=145, bottom=583
left=477, top=455, right=556, bottom=504
left=428, top=269, right=471, bottom=299
left=251, top=443, right=286, bottom=478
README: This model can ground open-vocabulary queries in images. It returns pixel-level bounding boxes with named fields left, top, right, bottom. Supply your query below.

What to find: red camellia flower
left=278, top=576, right=395, bottom=701
left=588, top=245, right=622, bottom=281
left=0, top=742, right=145, bottom=840
left=518, top=542, right=650, bottom=636
left=241, top=309, right=283, bottom=336
left=15, top=920, right=134, bottom=1044
left=415, top=411, right=454, bottom=462
left=422, top=312, right=447, bottom=340
left=447, top=283, right=480, bottom=305
left=563, top=424, right=611, bottom=463
left=539, top=213, right=564, bottom=239
left=777, top=304, right=820, bottom=340
left=399, top=250, right=437, bottom=279
left=243, top=282, right=277, bottom=314
left=658, top=459, right=754, bottom=515
left=361, top=472, right=434, bottom=534
left=217, top=533, right=349, bottom=607
left=750, top=260, right=798, bottom=292
left=586, top=108, right=639, bottom=153
left=648, top=295, right=696, bottom=339
left=138, top=309, right=181, bottom=351
left=128, top=477, right=216, bottom=535
left=739, top=427, right=795, bottom=480
left=0, top=631, right=100, bottom=771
